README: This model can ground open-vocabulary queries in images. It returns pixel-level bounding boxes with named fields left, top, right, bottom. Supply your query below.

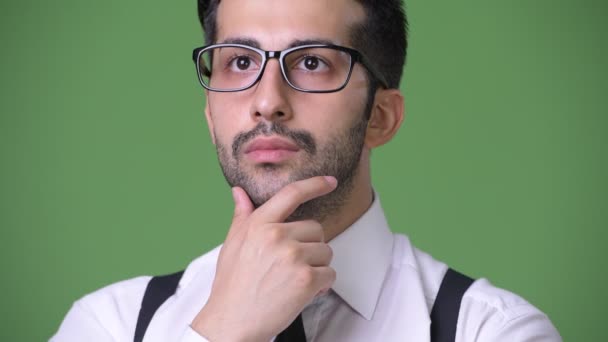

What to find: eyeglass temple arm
left=193, top=48, right=212, bottom=77
left=357, top=53, right=389, bottom=89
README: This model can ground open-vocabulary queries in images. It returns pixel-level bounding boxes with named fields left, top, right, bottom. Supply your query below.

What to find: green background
left=1, top=0, right=606, bottom=340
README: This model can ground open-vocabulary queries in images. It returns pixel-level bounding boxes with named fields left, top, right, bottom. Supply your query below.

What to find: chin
left=243, top=172, right=293, bottom=207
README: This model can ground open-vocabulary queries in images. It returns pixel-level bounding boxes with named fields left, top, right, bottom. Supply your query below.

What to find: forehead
left=216, top=0, right=365, bottom=49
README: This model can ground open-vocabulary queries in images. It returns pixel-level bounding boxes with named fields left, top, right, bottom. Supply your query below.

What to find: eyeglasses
left=191, top=43, right=387, bottom=93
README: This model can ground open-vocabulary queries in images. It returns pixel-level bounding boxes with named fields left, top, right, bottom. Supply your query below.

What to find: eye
left=226, top=54, right=258, bottom=72
left=296, top=55, right=329, bottom=72
left=303, top=56, right=320, bottom=70
left=235, top=56, right=251, bottom=70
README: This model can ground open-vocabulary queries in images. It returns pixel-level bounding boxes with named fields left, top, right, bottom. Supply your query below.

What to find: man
left=52, top=0, right=561, bottom=341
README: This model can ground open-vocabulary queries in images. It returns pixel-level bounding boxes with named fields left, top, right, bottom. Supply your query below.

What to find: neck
left=321, top=152, right=373, bottom=242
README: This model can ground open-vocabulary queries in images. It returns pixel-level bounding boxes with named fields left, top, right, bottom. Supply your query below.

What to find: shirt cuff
left=180, top=326, right=211, bottom=342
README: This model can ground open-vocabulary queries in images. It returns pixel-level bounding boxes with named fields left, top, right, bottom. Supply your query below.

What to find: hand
left=191, top=176, right=338, bottom=342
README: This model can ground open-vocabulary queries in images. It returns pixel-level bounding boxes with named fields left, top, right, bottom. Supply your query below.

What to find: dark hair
left=197, top=0, right=408, bottom=90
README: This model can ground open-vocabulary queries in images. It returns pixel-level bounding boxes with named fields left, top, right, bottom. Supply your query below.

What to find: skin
left=192, top=0, right=405, bottom=341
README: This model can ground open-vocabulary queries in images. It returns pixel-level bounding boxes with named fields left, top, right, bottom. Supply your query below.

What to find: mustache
left=232, top=122, right=317, bottom=159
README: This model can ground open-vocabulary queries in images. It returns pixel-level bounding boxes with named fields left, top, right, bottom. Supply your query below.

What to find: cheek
left=208, top=93, right=251, bottom=143
left=291, top=82, right=368, bottom=136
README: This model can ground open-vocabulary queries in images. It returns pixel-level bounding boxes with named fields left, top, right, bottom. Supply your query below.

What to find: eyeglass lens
left=198, top=46, right=353, bottom=91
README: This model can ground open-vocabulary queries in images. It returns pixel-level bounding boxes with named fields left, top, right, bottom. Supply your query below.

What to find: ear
left=204, top=91, right=217, bottom=145
left=365, top=89, right=405, bottom=149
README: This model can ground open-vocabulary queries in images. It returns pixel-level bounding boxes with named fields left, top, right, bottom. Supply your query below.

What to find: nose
left=249, top=59, right=294, bottom=123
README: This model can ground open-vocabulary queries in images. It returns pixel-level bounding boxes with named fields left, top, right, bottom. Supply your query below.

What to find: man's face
left=206, top=0, right=372, bottom=221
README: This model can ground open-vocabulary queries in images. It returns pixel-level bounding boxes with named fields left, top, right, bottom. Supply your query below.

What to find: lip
left=244, top=137, right=300, bottom=153
left=244, top=137, right=300, bottom=163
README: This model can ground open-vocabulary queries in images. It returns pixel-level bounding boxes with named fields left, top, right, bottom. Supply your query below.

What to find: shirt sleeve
left=50, top=301, right=116, bottom=342
left=457, top=279, right=562, bottom=342
left=488, top=309, right=562, bottom=342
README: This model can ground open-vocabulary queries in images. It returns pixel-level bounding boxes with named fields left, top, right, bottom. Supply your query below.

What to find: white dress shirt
left=51, top=196, right=561, bottom=341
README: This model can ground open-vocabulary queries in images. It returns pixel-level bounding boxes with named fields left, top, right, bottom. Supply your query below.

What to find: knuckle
left=295, top=267, right=315, bottom=288
left=283, top=244, right=301, bottom=263
left=303, top=220, right=324, bottom=240
left=312, top=222, right=324, bottom=238
left=265, top=225, right=285, bottom=245
left=305, top=219, right=322, bottom=230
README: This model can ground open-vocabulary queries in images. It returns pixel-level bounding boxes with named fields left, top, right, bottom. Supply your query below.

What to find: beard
left=215, top=111, right=369, bottom=223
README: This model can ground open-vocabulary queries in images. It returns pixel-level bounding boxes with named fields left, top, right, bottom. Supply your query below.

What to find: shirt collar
left=328, top=193, right=394, bottom=321
left=178, top=193, right=394, bottom=322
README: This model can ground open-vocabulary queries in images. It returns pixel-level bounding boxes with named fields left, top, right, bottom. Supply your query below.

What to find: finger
left=257, top=176, right=338, bottom=223
left=228, top=187, right=254, bottom=235
left=283, top=220, right=325, bottom=242
left=299, top=243, right=333, bottom=267
left=311, top=266, right=337, bottom=295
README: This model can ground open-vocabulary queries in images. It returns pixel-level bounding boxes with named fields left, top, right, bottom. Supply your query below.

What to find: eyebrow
left=218, top=37, right=340, bottom=50
left=219, top=37, right=261, bottom=48
left=287, top=39, right=338, bottom=48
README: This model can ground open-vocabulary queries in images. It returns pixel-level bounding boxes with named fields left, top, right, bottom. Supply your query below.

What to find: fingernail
left=324, top=176, right=337, bottom=187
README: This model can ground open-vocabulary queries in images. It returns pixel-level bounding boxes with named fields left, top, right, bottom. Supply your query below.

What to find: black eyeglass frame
left=191, top=43, right=388, bottom=93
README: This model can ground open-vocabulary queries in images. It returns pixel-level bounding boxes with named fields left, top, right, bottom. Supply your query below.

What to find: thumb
left=231, top=186, right=254, bottom=224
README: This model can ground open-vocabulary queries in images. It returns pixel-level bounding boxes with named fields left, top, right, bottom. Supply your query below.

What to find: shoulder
left=52, top=245, right=222, bottom=340
left=458, top=278, right=562, bottom=341
left=76, top=275, right=152, bottom=318
left=392, top=234, right=561, bottom=341
left=52, top=276, right=152, bottom=340
left=73, top=244, right=223, bottom=317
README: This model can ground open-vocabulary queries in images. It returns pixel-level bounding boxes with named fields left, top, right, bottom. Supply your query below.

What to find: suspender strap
left=430, top=268, right=474, bottom=342
left=135, top=267, right=472, bottom=342
left=134, top=270, right=184, bottom=342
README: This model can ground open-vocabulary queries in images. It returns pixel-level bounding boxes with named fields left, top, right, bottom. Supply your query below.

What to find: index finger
left=255, top=176, right=338, bottom=223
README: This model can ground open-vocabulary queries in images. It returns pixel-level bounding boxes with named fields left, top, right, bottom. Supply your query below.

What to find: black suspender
left=134, top=271, right=184, bottom=342
left=134, top=268, right=473, bottom=342
left=430, top=268, right=474, bottom=342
